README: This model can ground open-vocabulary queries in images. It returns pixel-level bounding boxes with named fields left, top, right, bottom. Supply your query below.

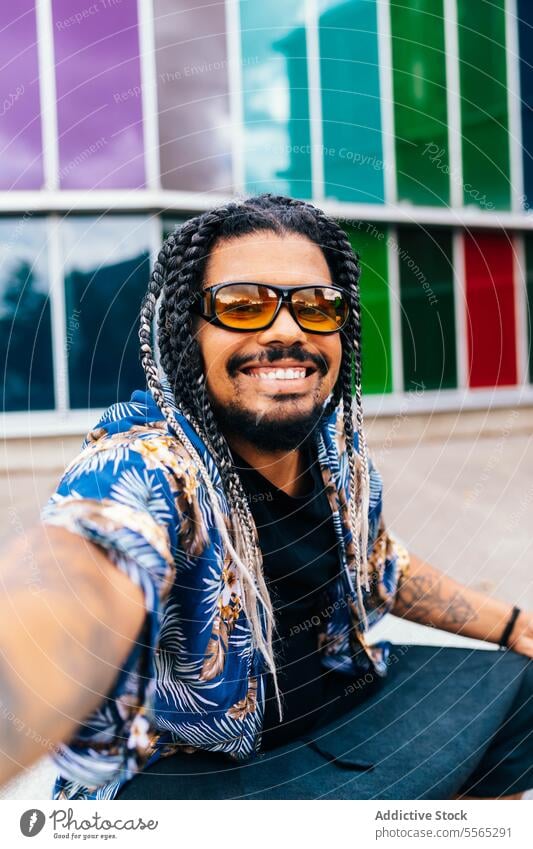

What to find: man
left=1, top=194, right=532, bottom=800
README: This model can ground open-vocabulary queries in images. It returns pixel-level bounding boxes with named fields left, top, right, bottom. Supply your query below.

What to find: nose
left=255, top=302, right=308, bottom=345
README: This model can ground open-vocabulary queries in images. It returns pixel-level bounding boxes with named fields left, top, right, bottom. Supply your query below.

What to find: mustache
left=227, top=346, right=329, bottom=376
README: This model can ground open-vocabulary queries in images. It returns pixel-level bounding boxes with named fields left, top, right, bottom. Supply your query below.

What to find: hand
left=507, top=610, right=533, bottom=658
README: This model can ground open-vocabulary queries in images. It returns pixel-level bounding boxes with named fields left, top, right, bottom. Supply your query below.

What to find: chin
left=211, top=396, right=326, bottom=452
left=253, top=397, right=317, bottom=420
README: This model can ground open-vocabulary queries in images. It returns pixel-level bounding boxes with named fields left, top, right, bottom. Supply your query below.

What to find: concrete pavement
left=1, top=404, right=532, bottom=799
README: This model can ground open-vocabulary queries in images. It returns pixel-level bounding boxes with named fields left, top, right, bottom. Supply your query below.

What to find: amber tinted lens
left=292, top=287, right=348, bottom=332
left=214, top=284, right=278, bottom=329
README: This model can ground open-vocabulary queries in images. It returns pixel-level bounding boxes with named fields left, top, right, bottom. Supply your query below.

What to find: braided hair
left=138, top=194, right=370, bottom=718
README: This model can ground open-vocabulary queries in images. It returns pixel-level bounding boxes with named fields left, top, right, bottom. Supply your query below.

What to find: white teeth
left=247, top=368, right=307, bottom=380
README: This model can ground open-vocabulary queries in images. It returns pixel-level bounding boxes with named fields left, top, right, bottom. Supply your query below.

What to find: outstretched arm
left=0, top=524, right=144, bottom=787
left=392, top=552, right=533, bottom=657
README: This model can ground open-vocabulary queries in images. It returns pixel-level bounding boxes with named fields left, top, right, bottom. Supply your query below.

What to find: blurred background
left=1, top=0, right=532, bottom=428
left=1, top=0, right=533, bottom=799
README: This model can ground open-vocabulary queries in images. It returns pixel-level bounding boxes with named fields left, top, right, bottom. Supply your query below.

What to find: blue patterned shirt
left=41, top=383, right=409, bottom=800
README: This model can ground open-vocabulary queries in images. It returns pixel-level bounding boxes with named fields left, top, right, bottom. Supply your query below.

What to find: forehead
left=203, top=231, right=332, bottom=289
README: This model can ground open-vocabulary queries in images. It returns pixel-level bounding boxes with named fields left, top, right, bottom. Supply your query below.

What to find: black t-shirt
left=231, top=438, right=343, bottom=748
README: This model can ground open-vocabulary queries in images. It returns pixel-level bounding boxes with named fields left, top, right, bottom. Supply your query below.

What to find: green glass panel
left=525, top=233, right=533, bottom=383
left=240, top=0, right=312, bottom=198
left=457, top=0, right=510, bottom=209
left=344, top=223, right=392, bottom=394
left=390, top=0, right=449, bottom=206
left=398, top=227, right=457, bottom=390
left=319, top=0, right=384, bottom=203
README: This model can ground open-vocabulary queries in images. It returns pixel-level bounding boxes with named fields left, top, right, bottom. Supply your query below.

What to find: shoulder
left=68, top=390, right=207, bottom=499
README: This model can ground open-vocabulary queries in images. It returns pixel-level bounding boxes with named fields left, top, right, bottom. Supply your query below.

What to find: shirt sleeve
left=362, top=455, right=411, bottom=627
left=40, top=425, right=198, bottom=793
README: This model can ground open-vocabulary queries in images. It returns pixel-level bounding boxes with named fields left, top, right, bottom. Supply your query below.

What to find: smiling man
left=195, top=229, right=342, bottom=479
left=1, top=194, right=532, bottom=801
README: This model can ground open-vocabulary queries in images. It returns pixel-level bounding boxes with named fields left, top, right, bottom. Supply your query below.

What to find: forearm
left=0, top=524, right=144, bottom=786
left=392, top=552, right=519, bottom=645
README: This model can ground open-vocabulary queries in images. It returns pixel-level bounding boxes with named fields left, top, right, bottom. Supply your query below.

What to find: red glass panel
left=464, top=233, right=517, bottom=387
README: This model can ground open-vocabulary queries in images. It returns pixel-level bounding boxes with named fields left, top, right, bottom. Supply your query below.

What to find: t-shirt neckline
left=231, top=439, right=319, bottom=502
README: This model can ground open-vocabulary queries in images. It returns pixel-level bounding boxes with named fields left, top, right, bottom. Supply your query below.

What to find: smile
left=239, top=365, right=318, bottom=383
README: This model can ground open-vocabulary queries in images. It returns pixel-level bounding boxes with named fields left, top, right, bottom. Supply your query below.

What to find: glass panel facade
left=345, top=223, right=392, bottom=394
left=390, top=0, right=449, bottom=206
left=61, top=216, right=150, bottom=409
left=1, top=4, right=532, bottom=418
left=517, top=0, right=533, bottom=210
left=319, top=0, right=384, bottom=203
left=240, top=0, right=312, bottom=197
left=0, top=217, right=54, bottom=411
left=52, top=0, right=145, bottom=189
left=398, top=227, right=457, bottom=390
left=463, top=232, right=517, bottom=387
left=154, top=0, right=233, bottom=192
left=457, top=0, right=510, bottom=210
left=0, top=3, right=44, bottom=189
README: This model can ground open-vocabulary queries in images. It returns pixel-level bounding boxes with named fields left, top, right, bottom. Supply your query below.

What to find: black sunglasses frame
left=190, top=281, right=350, bottom=334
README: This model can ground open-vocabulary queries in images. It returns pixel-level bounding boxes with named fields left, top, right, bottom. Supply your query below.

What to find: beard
left=209, top=395, right=326, bottom=451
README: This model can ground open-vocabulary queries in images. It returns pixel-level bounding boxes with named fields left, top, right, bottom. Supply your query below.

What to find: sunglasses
left=191, top=282, right=350, bottom=334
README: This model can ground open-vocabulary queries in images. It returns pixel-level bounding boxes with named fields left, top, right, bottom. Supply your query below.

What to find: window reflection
left=457, top=0, right=510, bottom=210
left=319, top=0, right=385, bottom=203
left=240, top=0, right=312, bottom=198
left=0, top=3, right=44, bottom=189
left=0, top=217, right=54, bottom=411
left=154, top=0, right=232, bottom=193
left=398, top=227, right=457, bottom=391
left=463, top=232, right=516, bottom=387
left=52, top=0, right=145, bottom=189
left=61, top=216, right=151, bottom=409
left=344, top=223, right=392, bottom=394
left=390, top=0, right=449, bottom=206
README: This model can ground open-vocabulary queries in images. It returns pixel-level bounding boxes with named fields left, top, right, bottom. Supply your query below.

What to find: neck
left=225, top=435, right=311, bottom=498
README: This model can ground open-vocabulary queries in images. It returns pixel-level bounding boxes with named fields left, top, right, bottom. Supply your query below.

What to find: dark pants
left=116, top=645, right=533, bottom=800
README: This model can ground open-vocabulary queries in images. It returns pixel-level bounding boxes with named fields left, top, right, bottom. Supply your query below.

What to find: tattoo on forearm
left=394, top=574, right=479, bottom=628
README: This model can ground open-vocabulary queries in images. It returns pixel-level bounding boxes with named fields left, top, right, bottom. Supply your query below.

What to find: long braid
left=308, top=205, right=371, bottom=621
left=138, top=194, right=370, bottom=722
left=140, top=204, right=282, bottom=717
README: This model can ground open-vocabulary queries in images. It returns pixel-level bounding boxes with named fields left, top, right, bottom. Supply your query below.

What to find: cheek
left=322, top=338, right=342, bottom=384
left=195, top=325, right=238, bottom=390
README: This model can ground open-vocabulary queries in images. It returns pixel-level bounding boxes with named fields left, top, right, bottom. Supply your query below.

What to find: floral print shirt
left=41, top=382, right=410, bottom=800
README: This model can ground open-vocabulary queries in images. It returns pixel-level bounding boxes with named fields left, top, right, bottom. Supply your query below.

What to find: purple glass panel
left=0, top=3, right=44, bottom=189
left=154, top=0, right=232, bottom=192
left=52, top=0, right=145, bottom=189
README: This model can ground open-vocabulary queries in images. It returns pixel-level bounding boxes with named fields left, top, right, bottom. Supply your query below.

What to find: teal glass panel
left=319, top=0, right=384, bottom=203
left=0, top=217, right=54, bottom=411
left=457, top=0, right=510, bottom=210
left=398, top=227, right=457, bottom=390
left=240, top=0, right=312, bottom=197
left=390, top=0, right=449, bottom=206
left=344, top=223, right=392, bottom=394
left=62, top=216, right=151, bottom=409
